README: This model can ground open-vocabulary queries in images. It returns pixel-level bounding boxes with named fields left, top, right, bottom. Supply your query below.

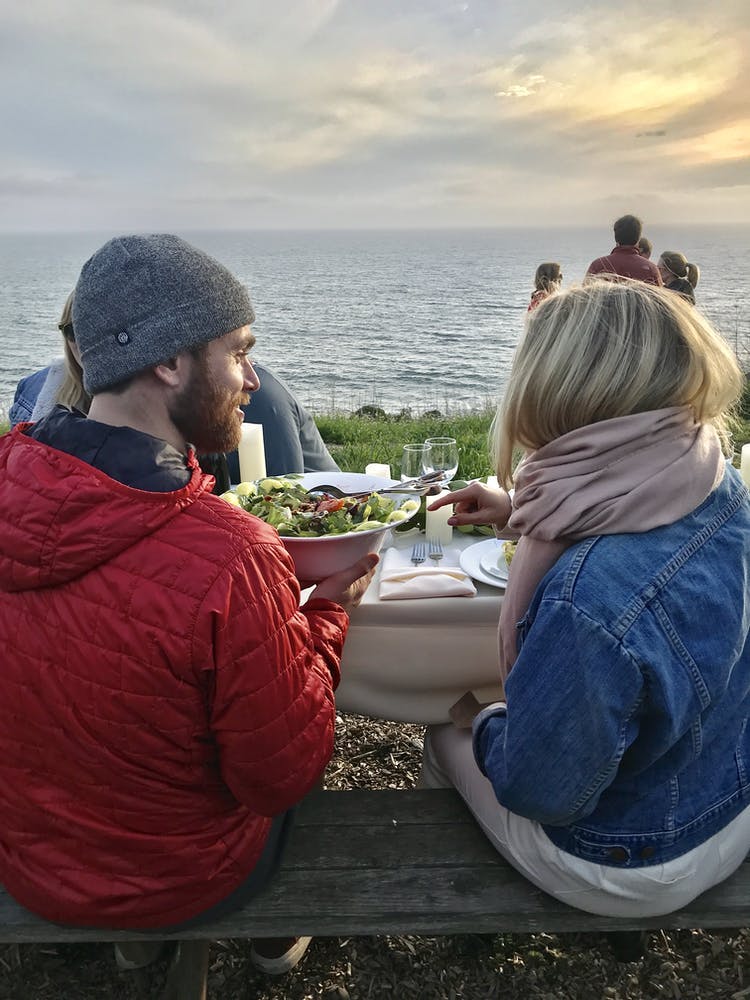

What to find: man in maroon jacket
left=0, top=235, right=377, bottom=975
left=586, top=215, right=662, bottom=285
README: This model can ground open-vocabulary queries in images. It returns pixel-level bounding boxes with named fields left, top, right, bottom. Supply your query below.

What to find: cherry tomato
left=317, top=497, right=345, bottom=513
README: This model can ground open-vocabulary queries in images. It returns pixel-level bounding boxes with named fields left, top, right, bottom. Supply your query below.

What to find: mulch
left=2, top=715, right=750, bottom=999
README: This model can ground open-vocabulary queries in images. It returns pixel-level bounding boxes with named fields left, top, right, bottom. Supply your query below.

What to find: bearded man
left=0, top=235, right=377, bottom=974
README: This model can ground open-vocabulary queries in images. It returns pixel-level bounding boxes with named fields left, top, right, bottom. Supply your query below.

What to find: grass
left=314, top=409, right=496, bottom=480
left=314, top=409, right=750, bottom=475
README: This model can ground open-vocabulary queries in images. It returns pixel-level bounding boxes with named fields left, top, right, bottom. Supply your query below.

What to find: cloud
left=0, top=0, right=748, bottom=228
left=0, top=170, right=105, bottom=199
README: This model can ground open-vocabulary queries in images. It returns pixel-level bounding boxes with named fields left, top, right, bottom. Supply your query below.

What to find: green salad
left=221, top=477, right=420, bottom=537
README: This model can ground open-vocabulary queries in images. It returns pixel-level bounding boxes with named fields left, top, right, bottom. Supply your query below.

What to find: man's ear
left=152, top=354, right=191, bottom=389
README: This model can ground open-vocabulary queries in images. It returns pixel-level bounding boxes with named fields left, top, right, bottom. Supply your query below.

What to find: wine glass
left=401, top=443, right=433, bottom=482
left=424, top=437, right=459, bottom=484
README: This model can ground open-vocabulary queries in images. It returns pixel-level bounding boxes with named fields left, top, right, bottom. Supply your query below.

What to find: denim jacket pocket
left=570, top=832, right=663, bottom=868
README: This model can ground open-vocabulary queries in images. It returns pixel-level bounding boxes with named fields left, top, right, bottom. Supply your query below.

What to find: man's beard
left=170, top=360, right=248, bottom=455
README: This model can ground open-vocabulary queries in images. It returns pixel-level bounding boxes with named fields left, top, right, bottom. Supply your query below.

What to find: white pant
left=422, top=723, right=750, bottom=918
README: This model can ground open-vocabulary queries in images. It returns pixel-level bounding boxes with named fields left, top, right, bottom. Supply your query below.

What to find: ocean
left=1, top=226, right=748, bottom=417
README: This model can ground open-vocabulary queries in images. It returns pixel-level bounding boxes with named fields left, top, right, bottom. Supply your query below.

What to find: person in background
left=527, top=262, right=562, bottom=312
left=637, top=236, right=653, bottom=259
left=585, top=215, right=662, bottom=285
left=226, top=363, right=339, bottom=481
left=425, top=281, right=750, bottom=920
left=8, top=292, right=89, bottom=426
left=0, top=234, right=378, bottom=975
left=657, top=250, right=700, bottom=306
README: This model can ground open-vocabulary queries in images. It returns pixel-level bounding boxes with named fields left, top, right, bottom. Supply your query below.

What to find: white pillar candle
left=425, top=489, right=454, bottom=545
left=741, top=445, right=750, bottom=488
left=238, top=423, right=266, bottom=483
left=365, top=462, right=392, bottom=479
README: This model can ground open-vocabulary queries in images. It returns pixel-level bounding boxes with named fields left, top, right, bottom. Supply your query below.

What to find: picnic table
left=335, top=530, right=505, bottom=723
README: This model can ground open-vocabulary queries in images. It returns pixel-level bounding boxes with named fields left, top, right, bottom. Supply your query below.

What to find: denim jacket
left=473, top=464, right=750, bottom=867
left=8, top=367, right=50, bottom=427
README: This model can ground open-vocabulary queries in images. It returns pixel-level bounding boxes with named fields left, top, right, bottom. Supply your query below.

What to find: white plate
left=480, top=549, right=510, bottom=581
left=298, top=471, right=400, bottom=494
left=459, top=538, right=509, bottom=590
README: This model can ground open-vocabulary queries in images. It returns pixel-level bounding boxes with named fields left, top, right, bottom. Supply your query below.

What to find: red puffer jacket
left=0, top=426, right=348, bottom=928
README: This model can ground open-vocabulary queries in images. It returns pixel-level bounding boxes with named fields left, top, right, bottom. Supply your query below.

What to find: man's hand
left=307, top=553, right=379, bottom=613
left=428, top=481, right=511, bottom=532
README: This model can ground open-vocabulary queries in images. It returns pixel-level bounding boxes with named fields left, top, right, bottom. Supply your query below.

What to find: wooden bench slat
left=1, top=789, right=749, bottom=943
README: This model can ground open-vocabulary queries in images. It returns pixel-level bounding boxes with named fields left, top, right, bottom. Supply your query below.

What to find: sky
left=1, top=0, right=749, bottom=231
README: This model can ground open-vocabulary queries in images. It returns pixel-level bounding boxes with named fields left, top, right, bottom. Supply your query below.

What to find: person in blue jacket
left=425, top=281, right=750, bottom=918
left=9, top=293, right=89, bottom=427
left=226, top=364, right=339, bottom=482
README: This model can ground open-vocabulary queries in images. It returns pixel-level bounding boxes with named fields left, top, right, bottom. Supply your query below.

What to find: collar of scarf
left=498, top=406, right=725, bottom=682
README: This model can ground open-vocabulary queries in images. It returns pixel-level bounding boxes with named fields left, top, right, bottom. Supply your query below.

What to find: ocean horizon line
left=1, top=222, right=748, bottom=238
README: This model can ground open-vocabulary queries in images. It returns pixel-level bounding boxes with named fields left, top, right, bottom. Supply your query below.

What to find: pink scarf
left=498, top=406, right=725, bottom=682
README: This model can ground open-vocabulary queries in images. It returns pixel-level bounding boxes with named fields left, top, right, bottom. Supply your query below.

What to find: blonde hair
left=55, top=292, right=91, bottom=413
left=492, top=281, right=742, bottom=486
left=659, top=250, right=699, bottom=289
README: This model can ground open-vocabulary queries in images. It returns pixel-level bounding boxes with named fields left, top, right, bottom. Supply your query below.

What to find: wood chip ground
left=2, top=714, right=749, bottom=999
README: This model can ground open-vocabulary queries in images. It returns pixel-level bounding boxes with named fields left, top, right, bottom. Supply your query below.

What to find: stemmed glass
left=424, top=437, right=459, bottom=485
left=401, top=443, right=433, bottom=482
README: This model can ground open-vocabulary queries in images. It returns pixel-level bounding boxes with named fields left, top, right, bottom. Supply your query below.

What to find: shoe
left=249, top=936, right=313, bottom=975
left=114, top=941, right=167, bottom=970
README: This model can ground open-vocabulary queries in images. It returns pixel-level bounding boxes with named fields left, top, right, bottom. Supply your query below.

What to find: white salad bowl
left=239, top=472, right=420, bottom=583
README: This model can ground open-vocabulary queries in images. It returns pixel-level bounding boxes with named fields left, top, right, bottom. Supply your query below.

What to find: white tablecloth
left=334, top=531, right=505, bottom=723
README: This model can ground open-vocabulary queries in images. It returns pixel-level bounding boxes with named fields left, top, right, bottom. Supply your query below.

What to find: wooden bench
left=2, top=788, right=750, bottom=998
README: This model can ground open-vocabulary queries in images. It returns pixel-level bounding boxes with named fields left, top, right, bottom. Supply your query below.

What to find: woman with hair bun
left=425, top=281, right=750, bottom=919
left=657, top=250, right=700, bottom=305
left=527, top=262, right=562, bottom=311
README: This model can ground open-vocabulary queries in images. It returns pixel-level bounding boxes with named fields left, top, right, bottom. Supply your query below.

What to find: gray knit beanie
left=73, top=234, right=256, bottom=394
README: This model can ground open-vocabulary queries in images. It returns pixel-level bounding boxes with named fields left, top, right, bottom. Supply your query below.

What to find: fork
left=428, top=539, right=443, bottom=563
left=410, top=542, right=426, bottom=566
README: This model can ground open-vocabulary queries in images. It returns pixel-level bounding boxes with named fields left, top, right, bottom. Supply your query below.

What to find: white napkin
left=378, top=545, right=477, bottom=600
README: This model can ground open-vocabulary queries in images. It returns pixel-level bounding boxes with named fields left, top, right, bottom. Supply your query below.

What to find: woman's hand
left=428, top=481, right=512, bottom=532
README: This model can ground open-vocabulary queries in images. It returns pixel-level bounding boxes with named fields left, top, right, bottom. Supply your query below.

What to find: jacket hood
left=0, top=425, right=215, bottom=592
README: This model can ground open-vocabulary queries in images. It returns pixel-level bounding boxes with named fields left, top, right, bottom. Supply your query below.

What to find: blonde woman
left=527, top=261, right=562, bottom=311
left=426, top=281, right=750, bottom=918
left=9, top=292, right=89, bottom=426
left=657, top=250, right=700, bottom=305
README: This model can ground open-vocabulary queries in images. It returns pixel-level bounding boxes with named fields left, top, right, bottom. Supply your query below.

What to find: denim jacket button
left=639, top=845, right=656, bottom=860
left=607, top=846, right=629, bottom=862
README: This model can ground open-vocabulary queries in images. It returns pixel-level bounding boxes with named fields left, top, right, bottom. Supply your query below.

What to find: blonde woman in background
left=426, top=281, right=750, bottom=919
left=657, top=250, right=700, bottom=305
left=527, top=261, right=562, bottom=311
left=9, top=292, right=89, bottom=425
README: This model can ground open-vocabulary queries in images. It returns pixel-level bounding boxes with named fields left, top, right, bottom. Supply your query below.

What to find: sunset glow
left=0, top=0, right=747, bottom=230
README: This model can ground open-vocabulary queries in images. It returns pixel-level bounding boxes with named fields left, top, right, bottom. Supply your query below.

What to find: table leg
left=161, top=940, right=209, bottom=1000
